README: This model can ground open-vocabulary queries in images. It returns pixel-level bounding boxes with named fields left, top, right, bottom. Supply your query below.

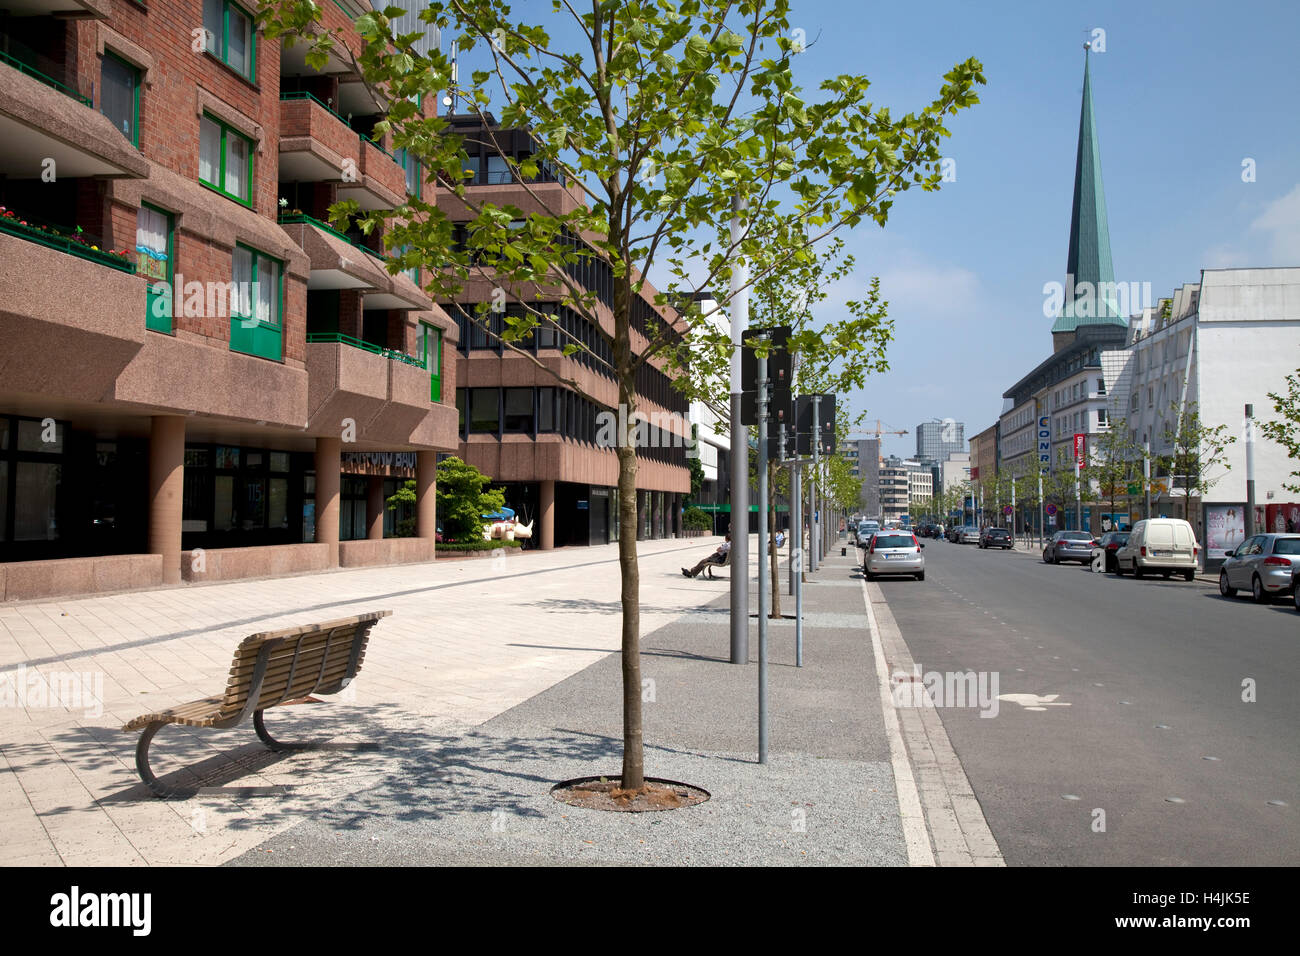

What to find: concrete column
left=366, top=476, right=385, bottom=540
left=315, top=437, right=341, bottom=566
left=540, top=479, right=556, bottom=550
left=148, top=416, right=186, bottom=584
left=416, top=451, right=437, bottom=542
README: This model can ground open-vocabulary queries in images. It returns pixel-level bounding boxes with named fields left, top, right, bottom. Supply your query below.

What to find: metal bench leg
left=254, top=709, right=379, bottom=753
left=135, top=722, right=194, bottom=800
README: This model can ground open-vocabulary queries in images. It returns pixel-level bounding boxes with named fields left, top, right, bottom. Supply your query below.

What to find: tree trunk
left=616, top=438, right=643, bottom=790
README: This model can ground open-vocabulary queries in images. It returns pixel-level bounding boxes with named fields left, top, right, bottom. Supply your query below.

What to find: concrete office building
left=439, top=114, right=691, bottom=547
left=0, top=0, right=460, bottom=602
left=1102, top=269, right=1300, bottom=551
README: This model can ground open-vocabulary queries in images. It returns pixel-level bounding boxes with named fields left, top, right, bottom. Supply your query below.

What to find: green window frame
left=394, top=147, right=420, bottom=197
left=203, top=0, right=256, bottom=81
left=198, top=113, right=253, bottom=205
left=137, top=203, right=174, bottom=334
left=422, top=323, right=442, bottom=402
left=100, top=52, right=140, bottom=147
left=230, top=243, right=283, bottom=361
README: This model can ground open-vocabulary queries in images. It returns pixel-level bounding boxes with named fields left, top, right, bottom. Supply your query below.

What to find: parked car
left=946, top=525, right=962, bottom=542
left=856, top=520, right=879, bottom=545
left=1218, top=533, right=1300, bottom=602
left=958, top=525, right=981, bottom=544
left=1042, top=530, right=1096, bottom=564
left=864, top=531, right=926, bottom=582
left=1293, top=567, right=1300, bottom=612
left=1113, top=518, right=1199, bottom=580
left=1091, top=531, right=1130, bottom=572
left=978, top=527, right=1012, bottom=550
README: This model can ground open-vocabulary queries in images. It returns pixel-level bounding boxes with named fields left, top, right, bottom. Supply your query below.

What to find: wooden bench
left=705, top=547, right=733, bottom=579
left=122, top=610, right=390, bottom=798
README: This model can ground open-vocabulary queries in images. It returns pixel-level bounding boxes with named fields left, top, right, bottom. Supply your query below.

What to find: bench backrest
left=216, top=611, right=390, bottom=722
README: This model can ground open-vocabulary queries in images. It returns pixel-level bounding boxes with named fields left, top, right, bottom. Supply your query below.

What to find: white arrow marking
left=998, top=693, right=1072, bottom=712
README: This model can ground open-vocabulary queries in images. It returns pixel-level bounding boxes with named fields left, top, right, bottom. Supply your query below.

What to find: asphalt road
left=871, top=535, right=1300, bottom=865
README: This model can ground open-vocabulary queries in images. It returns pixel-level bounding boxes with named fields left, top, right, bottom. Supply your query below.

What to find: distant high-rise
left=916, top=420, right=965, bottom=462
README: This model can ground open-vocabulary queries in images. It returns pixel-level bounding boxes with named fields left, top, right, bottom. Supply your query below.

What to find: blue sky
left=780, top=0, right=1300, bottom=458
left=448, top=1, right=1300, bottom=459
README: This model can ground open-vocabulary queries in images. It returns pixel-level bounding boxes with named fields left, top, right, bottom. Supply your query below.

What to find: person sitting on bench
left=683, top=534, right=731, bottom=578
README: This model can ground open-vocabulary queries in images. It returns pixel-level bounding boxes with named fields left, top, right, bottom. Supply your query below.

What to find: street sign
left=1003, top=505, right=1013, bottom=515
left=1045, top=503, right=1058, bottom=516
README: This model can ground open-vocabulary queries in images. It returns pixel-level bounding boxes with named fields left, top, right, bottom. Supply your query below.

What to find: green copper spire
left=1052, top=46, right=1124, bottom=333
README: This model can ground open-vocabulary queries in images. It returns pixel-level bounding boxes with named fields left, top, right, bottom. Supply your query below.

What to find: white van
left=1114, top=518, right=1199, bottom=580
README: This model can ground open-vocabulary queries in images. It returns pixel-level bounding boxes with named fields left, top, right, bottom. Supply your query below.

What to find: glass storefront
left=181, top=443, right=308, bottom=550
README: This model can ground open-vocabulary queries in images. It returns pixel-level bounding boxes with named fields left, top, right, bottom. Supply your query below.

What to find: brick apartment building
left=0, top=0, right=459, bottom=601
left=438, top=114, right=692, bottom=548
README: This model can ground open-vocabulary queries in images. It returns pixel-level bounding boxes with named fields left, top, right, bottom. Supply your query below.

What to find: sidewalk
left=0, top=534, right=990, bottom=866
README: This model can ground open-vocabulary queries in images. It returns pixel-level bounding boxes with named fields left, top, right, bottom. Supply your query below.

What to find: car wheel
left=1294, top=584, right=1300, bottom=612
left=1219, top=571, right=1237, bottom=598
left=1134, top=566, right=1145, bottom=579
left=865, top=571, right=876, bottom=582
left=1252, top=575, right=1267, bottom=604
left=916, top=571, right=925, bottom=581
left=1162, top=571, right=1172, bottom=579
left=1113, top=562, right=1125, bottom=576
left=1183, top=569, right=1195, bottom=582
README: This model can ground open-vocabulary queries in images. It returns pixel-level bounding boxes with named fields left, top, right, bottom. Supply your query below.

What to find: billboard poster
left=1205, top=504, right=1246, bottom=559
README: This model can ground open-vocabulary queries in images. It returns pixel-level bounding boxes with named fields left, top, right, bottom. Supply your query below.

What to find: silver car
left=1219, top=533, right=1300, bottom=602
left=864, top=531, right=926, bottom=582
left=958, top=526, right=981, bottom=544
left=1043, top=530, right=1096, bottom=564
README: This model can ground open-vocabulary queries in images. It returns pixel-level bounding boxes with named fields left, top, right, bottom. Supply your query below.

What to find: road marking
left=998, top=693, right=1071, bottom=711
left=860, top=580, right=934, bottom=867
left=862, top=579, right=1004, bottom=867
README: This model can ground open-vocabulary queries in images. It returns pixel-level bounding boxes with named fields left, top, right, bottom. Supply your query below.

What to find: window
left=469, top=388, right=499, bottom=433
left=204, top=0, right=255, bottom=80
left=486, top=155, right=510, bottom=184
left=1098, top=409, right=1109, bottom=427
left=462, top=155, right=480, bottom=184
left=137, top=205, right=173, bottom=333
left=1130, top=392, right=1139, bottom=412
left=394, top=148, right=420, bottom=196
left=199, top=114, right=252, bottom=204
left=1147, top=387, right=1153, bottom=408
left=503, top=388, right=533, bottom=433
left=101, top=53, right=140, bottom=146
left=421, top=323, right=442, bottom=402
left=230, top=245, right=282, bottom=361
left=537, top=388, right=555, bottom=432
left=1097, top=377, right=1106, bottom=395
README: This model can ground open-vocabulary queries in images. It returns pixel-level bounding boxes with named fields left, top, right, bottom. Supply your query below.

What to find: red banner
left=1073, top=433, right=1086, bottom=469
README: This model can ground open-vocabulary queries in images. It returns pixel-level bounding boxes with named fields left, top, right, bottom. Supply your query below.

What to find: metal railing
left=0, top=213, right=132, bottom=272
left=306, top=331, right=426, bottom=369
left=0, top=46, right=91, bottom=106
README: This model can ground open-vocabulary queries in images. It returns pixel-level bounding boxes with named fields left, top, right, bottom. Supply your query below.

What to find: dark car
left=1094, top=531, right=1130, bottom=572
left=1043, top=530, right=1096, bottom=564
left=978, top=527, right=1012, bottom=550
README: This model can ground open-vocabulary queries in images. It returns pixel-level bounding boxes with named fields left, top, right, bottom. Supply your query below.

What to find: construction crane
left=846, top=420, right=910, bottom=441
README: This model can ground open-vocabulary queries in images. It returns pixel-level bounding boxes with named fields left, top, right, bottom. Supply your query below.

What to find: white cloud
left=876, top=261, right=984, bottom=320
left=1249, top=184, right=1300, bottom=264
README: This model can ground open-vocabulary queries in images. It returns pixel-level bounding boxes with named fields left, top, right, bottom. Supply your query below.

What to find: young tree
left=1091, top=417, right=1139, bottom=529
left=1160, top=401, right=1236, bottom=523
left=1262, top=365, right=1300, bottom=493
left=264, top=0, right=983, bottom=789
left=435, top=456, right=507, bottom=540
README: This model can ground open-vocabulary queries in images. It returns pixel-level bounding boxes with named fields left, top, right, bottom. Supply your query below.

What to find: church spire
left=1052, top=44, right=1123, bottom=334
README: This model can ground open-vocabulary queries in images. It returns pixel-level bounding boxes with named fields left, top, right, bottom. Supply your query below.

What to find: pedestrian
left=684, top=533, right=731, bottom=578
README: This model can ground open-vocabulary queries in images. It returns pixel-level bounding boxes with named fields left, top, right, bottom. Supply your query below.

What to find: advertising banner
left=1205, top=504, right=1246, bottom=559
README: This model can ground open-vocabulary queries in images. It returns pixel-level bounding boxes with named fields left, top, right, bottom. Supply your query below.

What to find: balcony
left=343, top=136, right=405, bottom=211
left=0, top=0, right=108, bottom=17
left=305, top=334, right=403, bottom=438
left=278, top=92, right=404, bottom=210
left=0, top=222, right=146, bottom=403
left=0, top=47, right=148, bottom=181
left=279, top=213, right=393, bottom=292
